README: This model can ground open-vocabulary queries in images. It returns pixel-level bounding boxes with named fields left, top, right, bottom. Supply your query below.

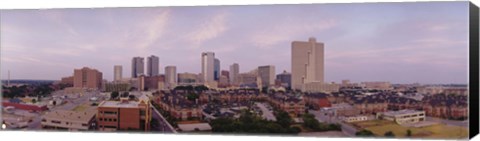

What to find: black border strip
left=469, top=1, right=479, bottom=139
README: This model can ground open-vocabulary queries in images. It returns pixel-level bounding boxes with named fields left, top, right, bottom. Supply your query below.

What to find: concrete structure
left=303, top=82, right=340, bottom=93
left=201, top=52, right=215, bottom=83
left=41, top=109, right=96, bottom=131
left=377, top=110, right=426, bottom=125
left=221, top=70, right=229, bottom=79
left=258, top=65, right=275, bottom=87
left=104, top=82, right=130, bottom=92
left=97, top=96, right=151, bottom=131
left=144, top=75, right=165, bottom=90
left=276, top=70, right=291, bottom=88
left=60, top=76, right=74, bottom=86
left=343, top=116, right=369, bottom=123
left=229, top=63, right=239, bottom=85
left=73, top=67, right=103, bottom=90
left=114, top=65, right=122, bottom=81
left=178, top=72, right=200, bottom=86
left=138, top=75, right=145, bottom=91
left=165, top=66, right=177, bottom=89
left=131, top=57, right=145, bottom=78
left=361, top=82, right=392, bottom=90
left=237, top=73, right=258, bottom=87
left=322, top=103, right=360, bottom=117
left=291, top=37, right=324, bottom=91
left=214, top=58, right=220, bottom=81
left=147, top=55, right=160, bottom=77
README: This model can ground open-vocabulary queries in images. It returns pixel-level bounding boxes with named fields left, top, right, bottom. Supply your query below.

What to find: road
left=255, top=102, right=276, bottom=121
left=150, top=104, right=177, bottom=133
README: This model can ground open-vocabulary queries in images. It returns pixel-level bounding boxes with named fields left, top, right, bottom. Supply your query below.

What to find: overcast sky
left=0, top=2, right=469, bottom=84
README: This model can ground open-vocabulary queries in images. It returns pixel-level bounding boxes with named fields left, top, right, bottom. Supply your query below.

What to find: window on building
left=51, top=120, right=61, bottom=124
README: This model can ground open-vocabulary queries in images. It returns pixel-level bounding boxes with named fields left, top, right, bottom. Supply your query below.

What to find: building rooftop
left=382, top=109, right=424, bottom=117
left=42, top=109, right=96, bottom=122
left=99, top=100, right=142, bottom=108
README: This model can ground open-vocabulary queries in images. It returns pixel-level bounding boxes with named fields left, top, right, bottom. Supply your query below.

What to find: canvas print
left=0, top=1, right=474, bottom=140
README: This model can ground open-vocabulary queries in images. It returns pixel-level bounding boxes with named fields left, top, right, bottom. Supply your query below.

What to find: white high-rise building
left=114, top=65, right=122, bottom=81
left=201, top=52, right=215, bottom=83
left=165, top=66, right=177, bottom=89
left=131, top=57, right=145, bottom=78
left=258, top=65, right=275, bottom=87
left=229, top=63, right=239, bottom=85
left=147, top=55, right=160, bottom=77
left=291, top=37, right=324, bottom=90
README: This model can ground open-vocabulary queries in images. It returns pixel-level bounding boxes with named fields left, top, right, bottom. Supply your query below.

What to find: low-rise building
left=342, top=115, right=369, bottom=123
left=41, top=109, right=96, bottom=131
left=376, top=109, right=426, bottom=124
left=97, top=95, right=151, bottom=131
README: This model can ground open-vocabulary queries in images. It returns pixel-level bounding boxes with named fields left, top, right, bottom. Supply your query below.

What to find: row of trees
left=110, top=91, right=134, bottom=100
left=355, top=129, right=413, bottom=138
left=173, top=85, right=209, bottom=93
left=210, top=110, right=301, bottom=134
left=2, top=84, right=54, bottom=99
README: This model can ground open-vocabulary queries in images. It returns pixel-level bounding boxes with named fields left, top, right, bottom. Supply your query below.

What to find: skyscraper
left=132, top=57, right=145, bottom=78
left=214, top=58, right=220, bottom=81
left=291, top=37, right=324, bottom=90
left=258, top=65, right=276, bottom=87
left=114, top=65, right=122, bottom=81
left=229, top=63, right=239, bottom=85
left=201, top=52, right=215, bottom=83
left=165, top=66, right=177, bottom=89
left=147, top=55, right=160, bottom=77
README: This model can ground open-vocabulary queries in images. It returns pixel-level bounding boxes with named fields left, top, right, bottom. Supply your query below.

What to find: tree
left=356, top=129, right=375, bottom=137
left=110, top=91, right=119, bottom=100
left=150, top=118, right=159, bottom=129
left=406, top=129, right=412, bottom=137
left=384, top=131, right=395, bottom=137
left=128, top=95, right=136, bottom=100
left=275, top=111, right=292, bottom=128
left=194, top=85, right=209, bottom=92
left=121, top=92, right=129, bottom=97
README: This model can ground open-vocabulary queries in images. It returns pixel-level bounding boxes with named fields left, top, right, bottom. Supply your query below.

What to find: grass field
left=352, top=120, right=468, bottom=139
left=72, top=104, right=89, bottom=112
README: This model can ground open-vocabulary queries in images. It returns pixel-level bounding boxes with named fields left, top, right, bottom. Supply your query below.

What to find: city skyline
left=0, top=2, right=469, bottom=84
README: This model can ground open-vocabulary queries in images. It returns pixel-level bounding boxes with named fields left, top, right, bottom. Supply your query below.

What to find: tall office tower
left=132, top=57, right=145, bottom=78
left=291, top=37, right=324, bottom=90
left=147, top=55, right=160, bottom=77
left=73, top=67, right=103, bottom=89
left=201, top=52, right=215, bottom=83
left=165, top=66, right=177, bottom=89
left=229, top=63, right=239, bottom=84
left=214, top=58, right=220, bottom=81
left=258, top=65, right=276, bottom=87
left=114, top=65, right=123, bottom=81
